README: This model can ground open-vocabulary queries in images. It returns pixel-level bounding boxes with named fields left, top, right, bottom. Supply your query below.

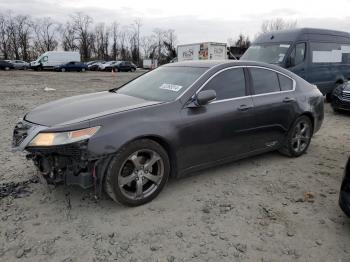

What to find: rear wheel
left=279, top=115, right=313, bottom=157
left=4, top=66, right=10, bottom=71
left=81, top=68, right=86, bottom=72
left=61, top=68, right=66, bottom=72
left=131, top=68, right=136, bottom=72
left=104, top=139, right=170, bottom=206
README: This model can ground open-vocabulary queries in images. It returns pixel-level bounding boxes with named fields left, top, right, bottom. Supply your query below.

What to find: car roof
left=164, top=60, right=281, bottom=69
left=253, top=27, right=350, bottom=43
left=163, top=60, right=296, bottom=79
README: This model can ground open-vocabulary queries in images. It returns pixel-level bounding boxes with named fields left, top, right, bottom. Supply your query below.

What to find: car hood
left=25, top=91, right=162, bottom=127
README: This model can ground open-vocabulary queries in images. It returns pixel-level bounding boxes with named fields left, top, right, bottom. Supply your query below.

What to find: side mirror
left=195, top=90, right=217, bottom=106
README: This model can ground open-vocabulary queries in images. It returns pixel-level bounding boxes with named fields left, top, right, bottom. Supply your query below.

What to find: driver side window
left=289, top=43, right=306, bottom=67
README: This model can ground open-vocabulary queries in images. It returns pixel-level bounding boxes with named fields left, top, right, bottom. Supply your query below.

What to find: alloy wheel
left=291, top=120, right=311, bottom=153
left=118, top=149, right=164, bottom=200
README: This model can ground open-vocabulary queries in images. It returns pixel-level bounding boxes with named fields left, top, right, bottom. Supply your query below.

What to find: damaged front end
left=12, top=120, right=109, bottom=193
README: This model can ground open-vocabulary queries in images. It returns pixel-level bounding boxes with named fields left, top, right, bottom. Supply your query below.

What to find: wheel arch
left=299, top=112, right=315, bottom=133
left=126, top=135, right=178, bottom=178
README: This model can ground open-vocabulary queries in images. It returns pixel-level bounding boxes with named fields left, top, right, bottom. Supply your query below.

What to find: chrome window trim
left=246, top=66, right=296, bottom=96
left=191, top=65, right=296, bottom=104
left=176, top=63, right=223, bottom=101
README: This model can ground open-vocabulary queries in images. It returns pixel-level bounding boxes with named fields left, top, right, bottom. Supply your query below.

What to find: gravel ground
left=0, top=70, right=350, bottom=262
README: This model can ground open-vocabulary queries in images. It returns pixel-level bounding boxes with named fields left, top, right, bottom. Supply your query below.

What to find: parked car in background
left=113, top=61, right=137, bottom=72
left=331, top=82, right=350, bottom=111
left=88, top=61, right=105, bottom=71
left=104, top=61, right=121, bottom=71
left=0, top=60, right=14, bottom=70
left=12, top=60, right=324, bottom=206
left=54, top=61, right=88, bottom=72
left=30, top=51, right=81, bottom=71
left=98, top=61, right=117, bottom=71
left=241, top=28, right=350, bottom=101
left=339, top=157, right=350, bottom=217
left=10, top=60, right=30, bottom=70
left=101, top=61, right=120, bottom=71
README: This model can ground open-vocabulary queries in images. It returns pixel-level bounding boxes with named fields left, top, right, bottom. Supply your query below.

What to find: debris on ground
left=0, top=176, right=39, bottom=199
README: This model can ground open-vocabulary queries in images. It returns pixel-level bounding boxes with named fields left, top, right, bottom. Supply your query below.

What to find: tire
left=61, top=68, right=66, bottom=72
left=81, top=68, right=86, bottom=72
left=131, top=68, right=136, bottom=72
left=104, top=139, right=170, bottom=206
left=279, top=115, right=313, bottom=157
left=5, top=66, right=10, bottom=71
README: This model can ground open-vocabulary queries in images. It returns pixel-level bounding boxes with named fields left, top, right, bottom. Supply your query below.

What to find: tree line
left=0, top=11, right=177, bottom=64
left=0, top=11, right=297, bottom=64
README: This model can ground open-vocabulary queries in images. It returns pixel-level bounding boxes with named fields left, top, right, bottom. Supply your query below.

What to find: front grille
left=342, top=91, right=350, bottom=101
left=26, top=140, right=88, bottom=158
left=12, top=121, right=34, bottom=147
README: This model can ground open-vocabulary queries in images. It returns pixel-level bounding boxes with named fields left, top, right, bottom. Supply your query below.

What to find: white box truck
left=30, top=51, right=80, bottom=70
left=177, top=42, right=227, bottom=62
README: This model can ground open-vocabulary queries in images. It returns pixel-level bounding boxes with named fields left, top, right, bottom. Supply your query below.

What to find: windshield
left=241, top=43, right=291, bottom=64
left=116, top=66, right=208, bottom=101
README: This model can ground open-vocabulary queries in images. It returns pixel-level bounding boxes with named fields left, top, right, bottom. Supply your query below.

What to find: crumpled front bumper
left=12, top=120, right=104, bottom=190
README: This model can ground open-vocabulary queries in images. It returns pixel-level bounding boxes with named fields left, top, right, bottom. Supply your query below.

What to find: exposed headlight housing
left=28, top=126, right=100, bottom=147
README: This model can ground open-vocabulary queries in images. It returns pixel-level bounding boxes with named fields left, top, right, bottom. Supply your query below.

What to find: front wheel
left=81, top=68, right=86, bottom=72
left=104, top=139, right=170, bottom=206
left=61, top=68, right=66, bottom=72
left=279, top=115, right=313, bottom=157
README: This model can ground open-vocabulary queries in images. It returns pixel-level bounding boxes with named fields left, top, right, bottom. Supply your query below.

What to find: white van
left=30, top=51, right=80, bottom=70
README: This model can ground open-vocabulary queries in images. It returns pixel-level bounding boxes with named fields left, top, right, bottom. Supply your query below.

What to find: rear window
left=250, top=68, right=280, bottom=94
left=278, top=74, right=293, bottom=91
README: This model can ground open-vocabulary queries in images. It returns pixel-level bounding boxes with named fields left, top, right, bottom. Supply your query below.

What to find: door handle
left=238, top=104, right=253, bottom=111
left=283, top=97, right=295, bottom=103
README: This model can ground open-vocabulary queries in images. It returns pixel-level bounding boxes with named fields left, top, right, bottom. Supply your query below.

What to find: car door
left=287, top=42, right=307, bottom=79
left=248, top=67, right=297, bottom=151
left=178, top=67, right=256, bottom=170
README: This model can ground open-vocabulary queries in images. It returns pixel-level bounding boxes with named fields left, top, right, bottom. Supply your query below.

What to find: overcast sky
left=1, top=0, right=350, bottom=44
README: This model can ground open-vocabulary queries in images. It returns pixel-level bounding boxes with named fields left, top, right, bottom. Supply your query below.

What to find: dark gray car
left=12, top=60, right=324, bottom=206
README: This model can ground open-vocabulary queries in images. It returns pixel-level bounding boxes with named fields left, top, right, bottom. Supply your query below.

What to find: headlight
left=28, top=126, right=100, bottom=147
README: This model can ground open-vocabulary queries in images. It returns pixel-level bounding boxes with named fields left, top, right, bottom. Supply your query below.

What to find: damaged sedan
left=12, top=61, right=324, bottom=206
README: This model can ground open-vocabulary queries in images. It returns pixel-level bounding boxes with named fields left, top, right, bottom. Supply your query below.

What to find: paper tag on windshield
left=280, top=44, right=290, bottom=48
left=159, top=83, right=183, bottom=92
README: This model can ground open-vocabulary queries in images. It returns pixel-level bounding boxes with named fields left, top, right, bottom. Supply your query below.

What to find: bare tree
left=133, top=18, right=142, bottom=65
left=111, top=21, right=119, bottom=60
left=140, top=35, right=156, bottom=59
left=261, top=18, right=297, bottom=34
left=94, top=22, right=110, bottom=60
left=33, top=17, right=60, bottom=54
left=61, top=22, right=77, bottom=51
left=0, top=13, right=10, bottom=59
left=163, top=29, right=177, bottom=61
left=71, top=12, right=93, bottom=60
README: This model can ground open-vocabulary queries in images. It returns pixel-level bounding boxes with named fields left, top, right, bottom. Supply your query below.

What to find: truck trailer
left=177, top=42, right=227, bottom=62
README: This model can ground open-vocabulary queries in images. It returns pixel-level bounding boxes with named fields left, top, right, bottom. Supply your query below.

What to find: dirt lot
left=0, top=70, right=349, bottom=262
